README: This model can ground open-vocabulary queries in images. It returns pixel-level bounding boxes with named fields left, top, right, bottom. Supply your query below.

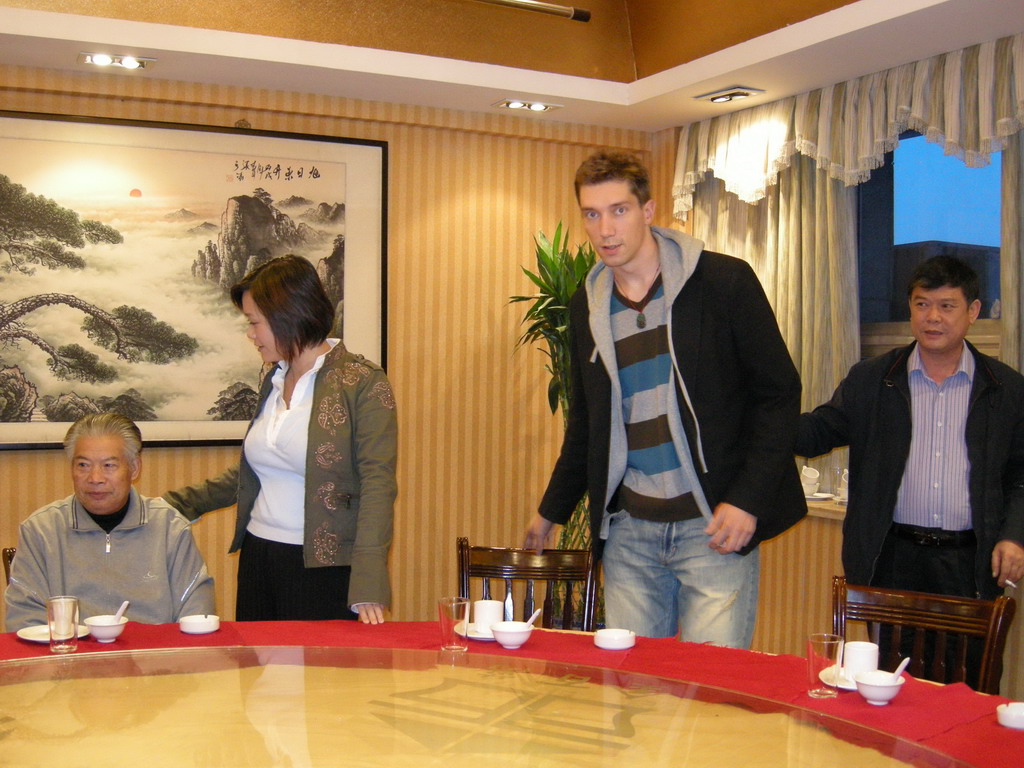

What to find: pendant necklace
left=615, top=273, right=662, bottom=329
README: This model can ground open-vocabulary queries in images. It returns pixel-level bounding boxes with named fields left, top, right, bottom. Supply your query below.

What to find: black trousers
left=870, top=526, right=981, bottom=685
left=236, top=531, right=359, bottom=621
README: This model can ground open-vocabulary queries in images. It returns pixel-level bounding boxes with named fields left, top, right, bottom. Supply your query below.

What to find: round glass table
left=0, top=646, right=974, bottom=767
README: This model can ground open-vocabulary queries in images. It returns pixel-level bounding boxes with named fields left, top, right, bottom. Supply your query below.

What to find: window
left=857, top=133, right=1002, bottom=356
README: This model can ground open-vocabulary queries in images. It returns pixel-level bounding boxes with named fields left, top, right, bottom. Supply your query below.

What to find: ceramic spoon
left=113, top=600, right=130, bottom=622
left=891, top=656, right=910, bottom=681
left=525, top=608, right=542, bottom=627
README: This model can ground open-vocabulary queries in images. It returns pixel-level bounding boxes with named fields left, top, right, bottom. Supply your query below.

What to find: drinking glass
left=47, top=595, right=79, bottom=654
left=438, top=597, right=469, bottom=652
left=807, top=633, right=843, bottom=698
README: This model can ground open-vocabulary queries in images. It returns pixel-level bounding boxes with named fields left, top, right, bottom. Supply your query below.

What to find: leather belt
left=891, top=523, right=976, bottom=548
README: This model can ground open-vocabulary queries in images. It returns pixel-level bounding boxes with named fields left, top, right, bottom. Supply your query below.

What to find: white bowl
left=179, top=614, right=220, bottom=634
left=594, top=628, right=636, bottom=650
left=490, top=621, right=532, bottom=649
left=84, top=614, right=128, bottom=643
left=854, top=670, right=905, bottom=705
left=996, top=702, right=1024, bottom=729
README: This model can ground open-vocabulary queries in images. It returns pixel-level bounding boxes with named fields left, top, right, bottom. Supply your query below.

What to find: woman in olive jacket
left=166, top=256, right=397, bottom=623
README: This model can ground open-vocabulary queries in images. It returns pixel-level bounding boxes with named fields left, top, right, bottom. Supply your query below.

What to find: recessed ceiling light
left=79, top=52, right=156, bottom=71
left=695, top=86, right=765, bottom=104
left=492, top=99, right=562, bottom=113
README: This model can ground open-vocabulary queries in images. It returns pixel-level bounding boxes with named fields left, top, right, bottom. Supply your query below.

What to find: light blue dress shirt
left=893, top=343, right=974, bottom=531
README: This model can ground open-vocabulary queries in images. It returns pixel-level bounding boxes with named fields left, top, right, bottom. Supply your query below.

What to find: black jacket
left=539, top=247, right=806, bottom=558
left=796, top=341, right=1024, bottom=598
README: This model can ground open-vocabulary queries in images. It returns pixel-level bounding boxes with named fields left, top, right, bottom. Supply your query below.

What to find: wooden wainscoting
left=753, top=506, right=846, bottom=654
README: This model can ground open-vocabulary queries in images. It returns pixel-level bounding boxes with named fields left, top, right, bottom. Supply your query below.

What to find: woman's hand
left=356, top=603, right=386, bottom=624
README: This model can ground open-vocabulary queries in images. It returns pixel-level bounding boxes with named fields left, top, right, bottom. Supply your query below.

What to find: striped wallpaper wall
left=1, top=64, right=1019, bottom=699
left=0, top=64, right=660, bottom=625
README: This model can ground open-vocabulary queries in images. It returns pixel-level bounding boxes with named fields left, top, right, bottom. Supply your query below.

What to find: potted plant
left=509, top=222, right=595, bottom=552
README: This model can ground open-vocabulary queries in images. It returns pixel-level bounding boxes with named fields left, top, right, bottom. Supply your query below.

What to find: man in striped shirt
left=797, top=256, right=1024, bottom=627
left=525, top=152, right=805, bottom=648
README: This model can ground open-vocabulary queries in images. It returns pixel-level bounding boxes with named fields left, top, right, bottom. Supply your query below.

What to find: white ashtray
left=179, top=614, right=220, bottom=634
left=594, top=628, right=636, bottom=650
left=997, top=702, right=1024, bottom=729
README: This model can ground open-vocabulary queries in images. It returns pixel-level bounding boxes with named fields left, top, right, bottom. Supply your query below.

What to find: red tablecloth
left=2, top=621, right=1020, bottom=767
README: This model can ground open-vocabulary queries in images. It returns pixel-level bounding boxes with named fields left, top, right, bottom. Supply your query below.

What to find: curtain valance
left=673, top=32, right=1024, bottom=220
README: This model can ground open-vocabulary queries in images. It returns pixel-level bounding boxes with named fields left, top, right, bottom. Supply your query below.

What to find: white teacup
left=472, top=600, right=503, bottom=638
left=802, top=481, right=820, bottom=496
left=842, top=640, right=879, bottom=679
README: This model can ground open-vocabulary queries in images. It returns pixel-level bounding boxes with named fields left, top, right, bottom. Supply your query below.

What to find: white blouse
left=243, top=340, right=339, bottom=545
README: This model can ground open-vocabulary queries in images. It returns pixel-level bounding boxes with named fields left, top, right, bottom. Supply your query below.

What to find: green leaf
left=510, top=222, right=595, bottom=415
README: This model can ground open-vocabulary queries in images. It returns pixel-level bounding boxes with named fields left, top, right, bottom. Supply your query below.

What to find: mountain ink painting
left=0, top=114, right=385, bottom=446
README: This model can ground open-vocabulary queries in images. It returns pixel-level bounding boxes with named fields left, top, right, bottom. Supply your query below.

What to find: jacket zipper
left=105, top=534, right=111, bottom=554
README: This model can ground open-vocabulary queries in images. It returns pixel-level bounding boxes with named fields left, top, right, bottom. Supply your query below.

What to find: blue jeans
left=602, top=513, right=759, bottom=648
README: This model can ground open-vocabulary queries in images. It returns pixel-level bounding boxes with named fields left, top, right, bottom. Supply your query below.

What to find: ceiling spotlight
left=79, top=53, right=156, bottom=71
left=492, top=99, right=562, bottom=113
left=695, top=86, right=765, bottom=104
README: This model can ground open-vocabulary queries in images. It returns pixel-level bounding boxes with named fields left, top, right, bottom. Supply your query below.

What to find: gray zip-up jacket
left=5, top=488, right=215, bottom=631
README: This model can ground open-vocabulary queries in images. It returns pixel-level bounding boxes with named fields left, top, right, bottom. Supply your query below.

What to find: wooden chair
left=2, top=547, right=14, bottom=585
left=457, top=537, right=597, bottom=631
left=831, top=575, right=1016, bottom=694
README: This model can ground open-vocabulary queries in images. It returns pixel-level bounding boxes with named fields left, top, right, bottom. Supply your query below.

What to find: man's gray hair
left=63, top=413, right=143, bottom=464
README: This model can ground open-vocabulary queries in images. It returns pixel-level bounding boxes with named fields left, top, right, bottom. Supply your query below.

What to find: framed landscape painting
left=0, top=111, right=387, bottom=448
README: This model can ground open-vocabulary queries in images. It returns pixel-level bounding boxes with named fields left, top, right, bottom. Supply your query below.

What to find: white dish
left=594, top=628, right=636, bottom=650
left=490, top=621, right=533, bottom=649
left=855, top=672, right=905, bottom=705
left=16, top=624, right=88, bottom=643
left=820, top=665, right=857, bottom=691
left=455, top=621, right=495, bottom=642
left=996, top=702, right=1024, bottom=729
left=179, top=614, right=220, bottom=634
left=806, top=492, right=834, bottom=501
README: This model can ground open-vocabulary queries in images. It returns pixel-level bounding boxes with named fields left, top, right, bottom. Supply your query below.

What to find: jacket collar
left=883, top=340, right=1001, bottom=394
left=70, top=487, right=145, bottom=531
left=584, top=225, right=704, bottom=315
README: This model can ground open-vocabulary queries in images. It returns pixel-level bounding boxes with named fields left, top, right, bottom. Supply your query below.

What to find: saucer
left=16, top=625, right=88, bottom=643
left=820, top=665, right=857, bottom=690
left=455, top=621, right=495, bottom=642
left=806, top=492, right=834, bottom=501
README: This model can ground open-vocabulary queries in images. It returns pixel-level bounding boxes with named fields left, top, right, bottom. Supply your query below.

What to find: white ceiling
left=1, top=0, right=1022, bottom=132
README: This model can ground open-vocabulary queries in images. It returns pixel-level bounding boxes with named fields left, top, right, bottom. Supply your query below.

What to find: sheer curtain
left=1002, top=133, right=1024, bottom=371
left=674, top=30, right=1024, bottom=394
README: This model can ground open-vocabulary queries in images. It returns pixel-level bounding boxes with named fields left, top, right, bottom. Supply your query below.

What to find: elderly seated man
left=5, top=413, right=215, bottom=631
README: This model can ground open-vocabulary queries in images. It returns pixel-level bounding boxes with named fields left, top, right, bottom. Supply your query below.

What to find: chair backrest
left=457, top=537, right=597, bottom=631
left=2, top=547, right=14, bottom=585
left=831, top=575, right=1016, bottom=694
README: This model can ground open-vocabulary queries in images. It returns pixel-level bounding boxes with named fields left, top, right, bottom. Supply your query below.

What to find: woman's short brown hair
left=230, top=255, right=335, bottom=361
